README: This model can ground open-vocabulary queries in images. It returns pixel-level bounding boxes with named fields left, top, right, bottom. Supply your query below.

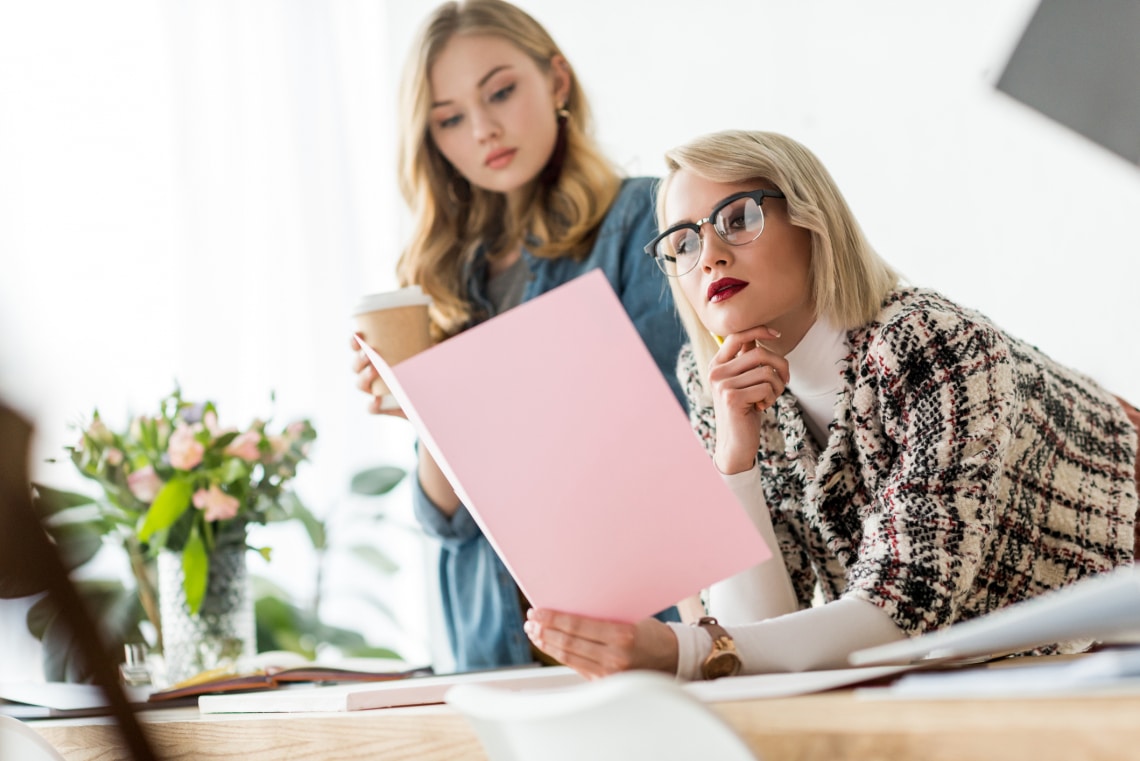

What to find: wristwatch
left=696, top=616, right=742, bottom=679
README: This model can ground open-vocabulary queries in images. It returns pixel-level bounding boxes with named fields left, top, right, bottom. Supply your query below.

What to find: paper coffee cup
left=352, top=286, right=433, bottom=410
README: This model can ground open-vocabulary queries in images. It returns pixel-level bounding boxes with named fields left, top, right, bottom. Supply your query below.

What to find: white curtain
left=0, top=0, right=438, bottom=681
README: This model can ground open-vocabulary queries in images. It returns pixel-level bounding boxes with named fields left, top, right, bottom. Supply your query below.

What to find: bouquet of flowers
left=69, top=389, right=316, bottom=617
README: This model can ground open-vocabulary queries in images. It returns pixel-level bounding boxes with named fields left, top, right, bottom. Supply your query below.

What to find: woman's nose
left=698, top=228, right=731, bottom=271
left=469, top=106, right=500, bottom=143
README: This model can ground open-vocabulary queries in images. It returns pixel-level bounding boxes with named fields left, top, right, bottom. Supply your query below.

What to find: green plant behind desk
left=11, top=463, right=408, bottom=682
left=254, top=464, right=408, bottom=659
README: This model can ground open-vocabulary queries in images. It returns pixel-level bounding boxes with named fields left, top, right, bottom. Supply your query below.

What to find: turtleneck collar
left=783, top=318, right=848, bottom=447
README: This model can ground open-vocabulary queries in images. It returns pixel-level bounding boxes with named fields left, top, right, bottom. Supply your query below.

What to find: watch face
left=703, top=651, right=742, bottom=680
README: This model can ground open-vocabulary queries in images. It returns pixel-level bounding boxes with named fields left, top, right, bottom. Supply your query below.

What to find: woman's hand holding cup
left=350, top=286, right=433, bottom=417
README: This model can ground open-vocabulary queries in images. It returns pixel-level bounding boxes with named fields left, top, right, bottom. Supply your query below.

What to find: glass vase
left=156, top=539, right=256, bottom=686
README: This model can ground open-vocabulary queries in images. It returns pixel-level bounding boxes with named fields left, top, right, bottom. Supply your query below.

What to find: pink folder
left=359, top=270, right=770, bottom=622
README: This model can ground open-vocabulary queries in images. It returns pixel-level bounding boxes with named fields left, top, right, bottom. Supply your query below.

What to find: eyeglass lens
left=656, top=195, right=766, bottom=276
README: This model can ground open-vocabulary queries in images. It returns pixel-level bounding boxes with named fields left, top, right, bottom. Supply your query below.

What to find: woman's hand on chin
left=709, top=326, right=787, bottom=474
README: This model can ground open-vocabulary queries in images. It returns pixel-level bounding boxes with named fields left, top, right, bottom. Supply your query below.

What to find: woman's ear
left=549, top=54, right=572, bottom=108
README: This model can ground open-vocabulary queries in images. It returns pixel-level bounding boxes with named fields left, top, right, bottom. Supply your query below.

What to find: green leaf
left=349, top=466, right=406, bottom=497
left=49, top=521, right=106, bottom=572
left=218, top=456, right=247, bottom=483
left=349, top=544, right=399, bottom=574
left=138, top=477, right=192, bottom=542
left=214, top=430, right=239, bottom=450
left=39, top=609, right=85, bottom=682
left=27, top=595, right=57, bottom=639
left=31, top=484, right=97, bottom=517
left=29, top=580, right=146, bottom=683
left=250, top=575, right=292, bottom=601
left=257, top=491, right=297, bottom=523
left=0, top=574, right=43, bottom=599
left=291, top=499, right=326, bottom=550
left=182, top=530, right=209, bottom=615
left=254, top=594, right=311, bottom=657
left=314, top=624, right=370, bottom=653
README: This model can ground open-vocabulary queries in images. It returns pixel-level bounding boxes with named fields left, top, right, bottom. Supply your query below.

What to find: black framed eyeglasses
left=644, top=188, right=786, bottom=277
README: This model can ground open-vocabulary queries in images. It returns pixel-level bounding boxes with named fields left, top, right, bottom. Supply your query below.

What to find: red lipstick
left=707, top=278, right=748, bottom=303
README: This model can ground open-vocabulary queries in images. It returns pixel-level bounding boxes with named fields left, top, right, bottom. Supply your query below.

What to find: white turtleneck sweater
left=669, top=320, right=904, bottom=680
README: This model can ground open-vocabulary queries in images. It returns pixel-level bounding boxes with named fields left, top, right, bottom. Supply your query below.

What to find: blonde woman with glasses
left=524, top=130, right=1140, bottom=681
left=351, top=0, right=686, bottom=671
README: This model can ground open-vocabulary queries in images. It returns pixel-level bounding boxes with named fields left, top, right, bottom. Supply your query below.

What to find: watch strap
left=696, top=616, right=742, bottom=679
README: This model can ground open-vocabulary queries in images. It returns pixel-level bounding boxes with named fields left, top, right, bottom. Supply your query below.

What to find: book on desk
left=146, top=662, right=434, bottom=702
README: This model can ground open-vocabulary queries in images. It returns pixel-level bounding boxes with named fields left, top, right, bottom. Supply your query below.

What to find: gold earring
left=557, top=103, right=570, bottom=120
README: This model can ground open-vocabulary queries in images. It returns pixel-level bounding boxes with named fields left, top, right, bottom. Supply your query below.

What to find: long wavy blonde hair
left=396, top=0, right=621, bottom=341
left=657, top=130, right=899, bottom=382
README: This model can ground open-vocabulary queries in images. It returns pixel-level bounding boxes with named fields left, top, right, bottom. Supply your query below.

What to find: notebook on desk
left=358, top=270, right=771, bottom=623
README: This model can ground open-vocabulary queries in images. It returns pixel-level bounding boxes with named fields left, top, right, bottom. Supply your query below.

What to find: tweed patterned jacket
left=680, top=287, right=1138, bottom=636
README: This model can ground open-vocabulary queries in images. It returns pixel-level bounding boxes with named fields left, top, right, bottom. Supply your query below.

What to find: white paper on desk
left=682, top=665, right=917, bottom=702
left=0, top=681, right=149, bottom=710
left=199, top=665, right=586, bottom=713
left=358, top=270, right=770, bottom=623
left=850, top=566, right=1140, bottom=667
left=864, top=647, right=1140, bottom=700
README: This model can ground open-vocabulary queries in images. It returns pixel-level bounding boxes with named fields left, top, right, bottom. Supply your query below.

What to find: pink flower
left=203, top=410, right=238, bottom=438
left=104, top=447, right=124, bottom=466
left=224, top=431, right=262, bottom=462
left=266, top=435, right=290, bottom=462
left=127, top=465, right=163, bottom=502
left=192, top=485, right=241, bottom=522
left=168, top=424, right=204, bottom=470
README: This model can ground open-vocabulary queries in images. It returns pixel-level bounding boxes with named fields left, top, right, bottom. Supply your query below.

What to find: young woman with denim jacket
left=352, top=0, right=686, bottom=670
left=523, top=130, right=1140, bottom=681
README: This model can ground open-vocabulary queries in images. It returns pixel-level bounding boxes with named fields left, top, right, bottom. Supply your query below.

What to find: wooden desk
left=28, top=690, right=1140, bottom=761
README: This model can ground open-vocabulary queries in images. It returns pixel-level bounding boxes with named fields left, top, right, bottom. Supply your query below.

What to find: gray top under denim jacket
left=411, top=177, right=687, bottom=670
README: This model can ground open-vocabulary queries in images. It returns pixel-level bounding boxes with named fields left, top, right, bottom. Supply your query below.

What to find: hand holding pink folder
left=358, top=270, right=770, bottom=622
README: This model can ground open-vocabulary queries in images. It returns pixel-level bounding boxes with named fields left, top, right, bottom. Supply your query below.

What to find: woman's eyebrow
left=477, top=64, right=511, bottom=87
left=430, top=65, right=513, bottom=109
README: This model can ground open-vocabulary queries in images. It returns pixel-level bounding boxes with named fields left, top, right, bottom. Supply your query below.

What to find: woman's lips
left=707, top=278, right=748, bottom=303
left=485, top=148, right=517, bottom=169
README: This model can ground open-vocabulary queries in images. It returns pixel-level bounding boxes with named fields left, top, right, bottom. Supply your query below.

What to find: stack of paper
left=850, top=566, right=1140, bottom=667
left=868, top=647, right=1140, bottom=700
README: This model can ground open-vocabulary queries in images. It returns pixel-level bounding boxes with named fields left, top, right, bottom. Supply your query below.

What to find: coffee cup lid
left=352, top=285, right=432, bottom=315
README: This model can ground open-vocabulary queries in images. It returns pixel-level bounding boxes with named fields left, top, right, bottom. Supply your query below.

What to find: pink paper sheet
left=359, top=270, right=770, bottom=622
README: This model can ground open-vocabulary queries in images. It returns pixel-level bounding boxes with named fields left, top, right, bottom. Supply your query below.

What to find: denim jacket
left=411, top=177, right=687, bottom=670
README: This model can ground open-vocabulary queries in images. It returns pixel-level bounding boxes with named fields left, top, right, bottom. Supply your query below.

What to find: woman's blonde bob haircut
left=396, top=0, right=620, bottom=341
left=656, top=130, right=898, bottom=379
